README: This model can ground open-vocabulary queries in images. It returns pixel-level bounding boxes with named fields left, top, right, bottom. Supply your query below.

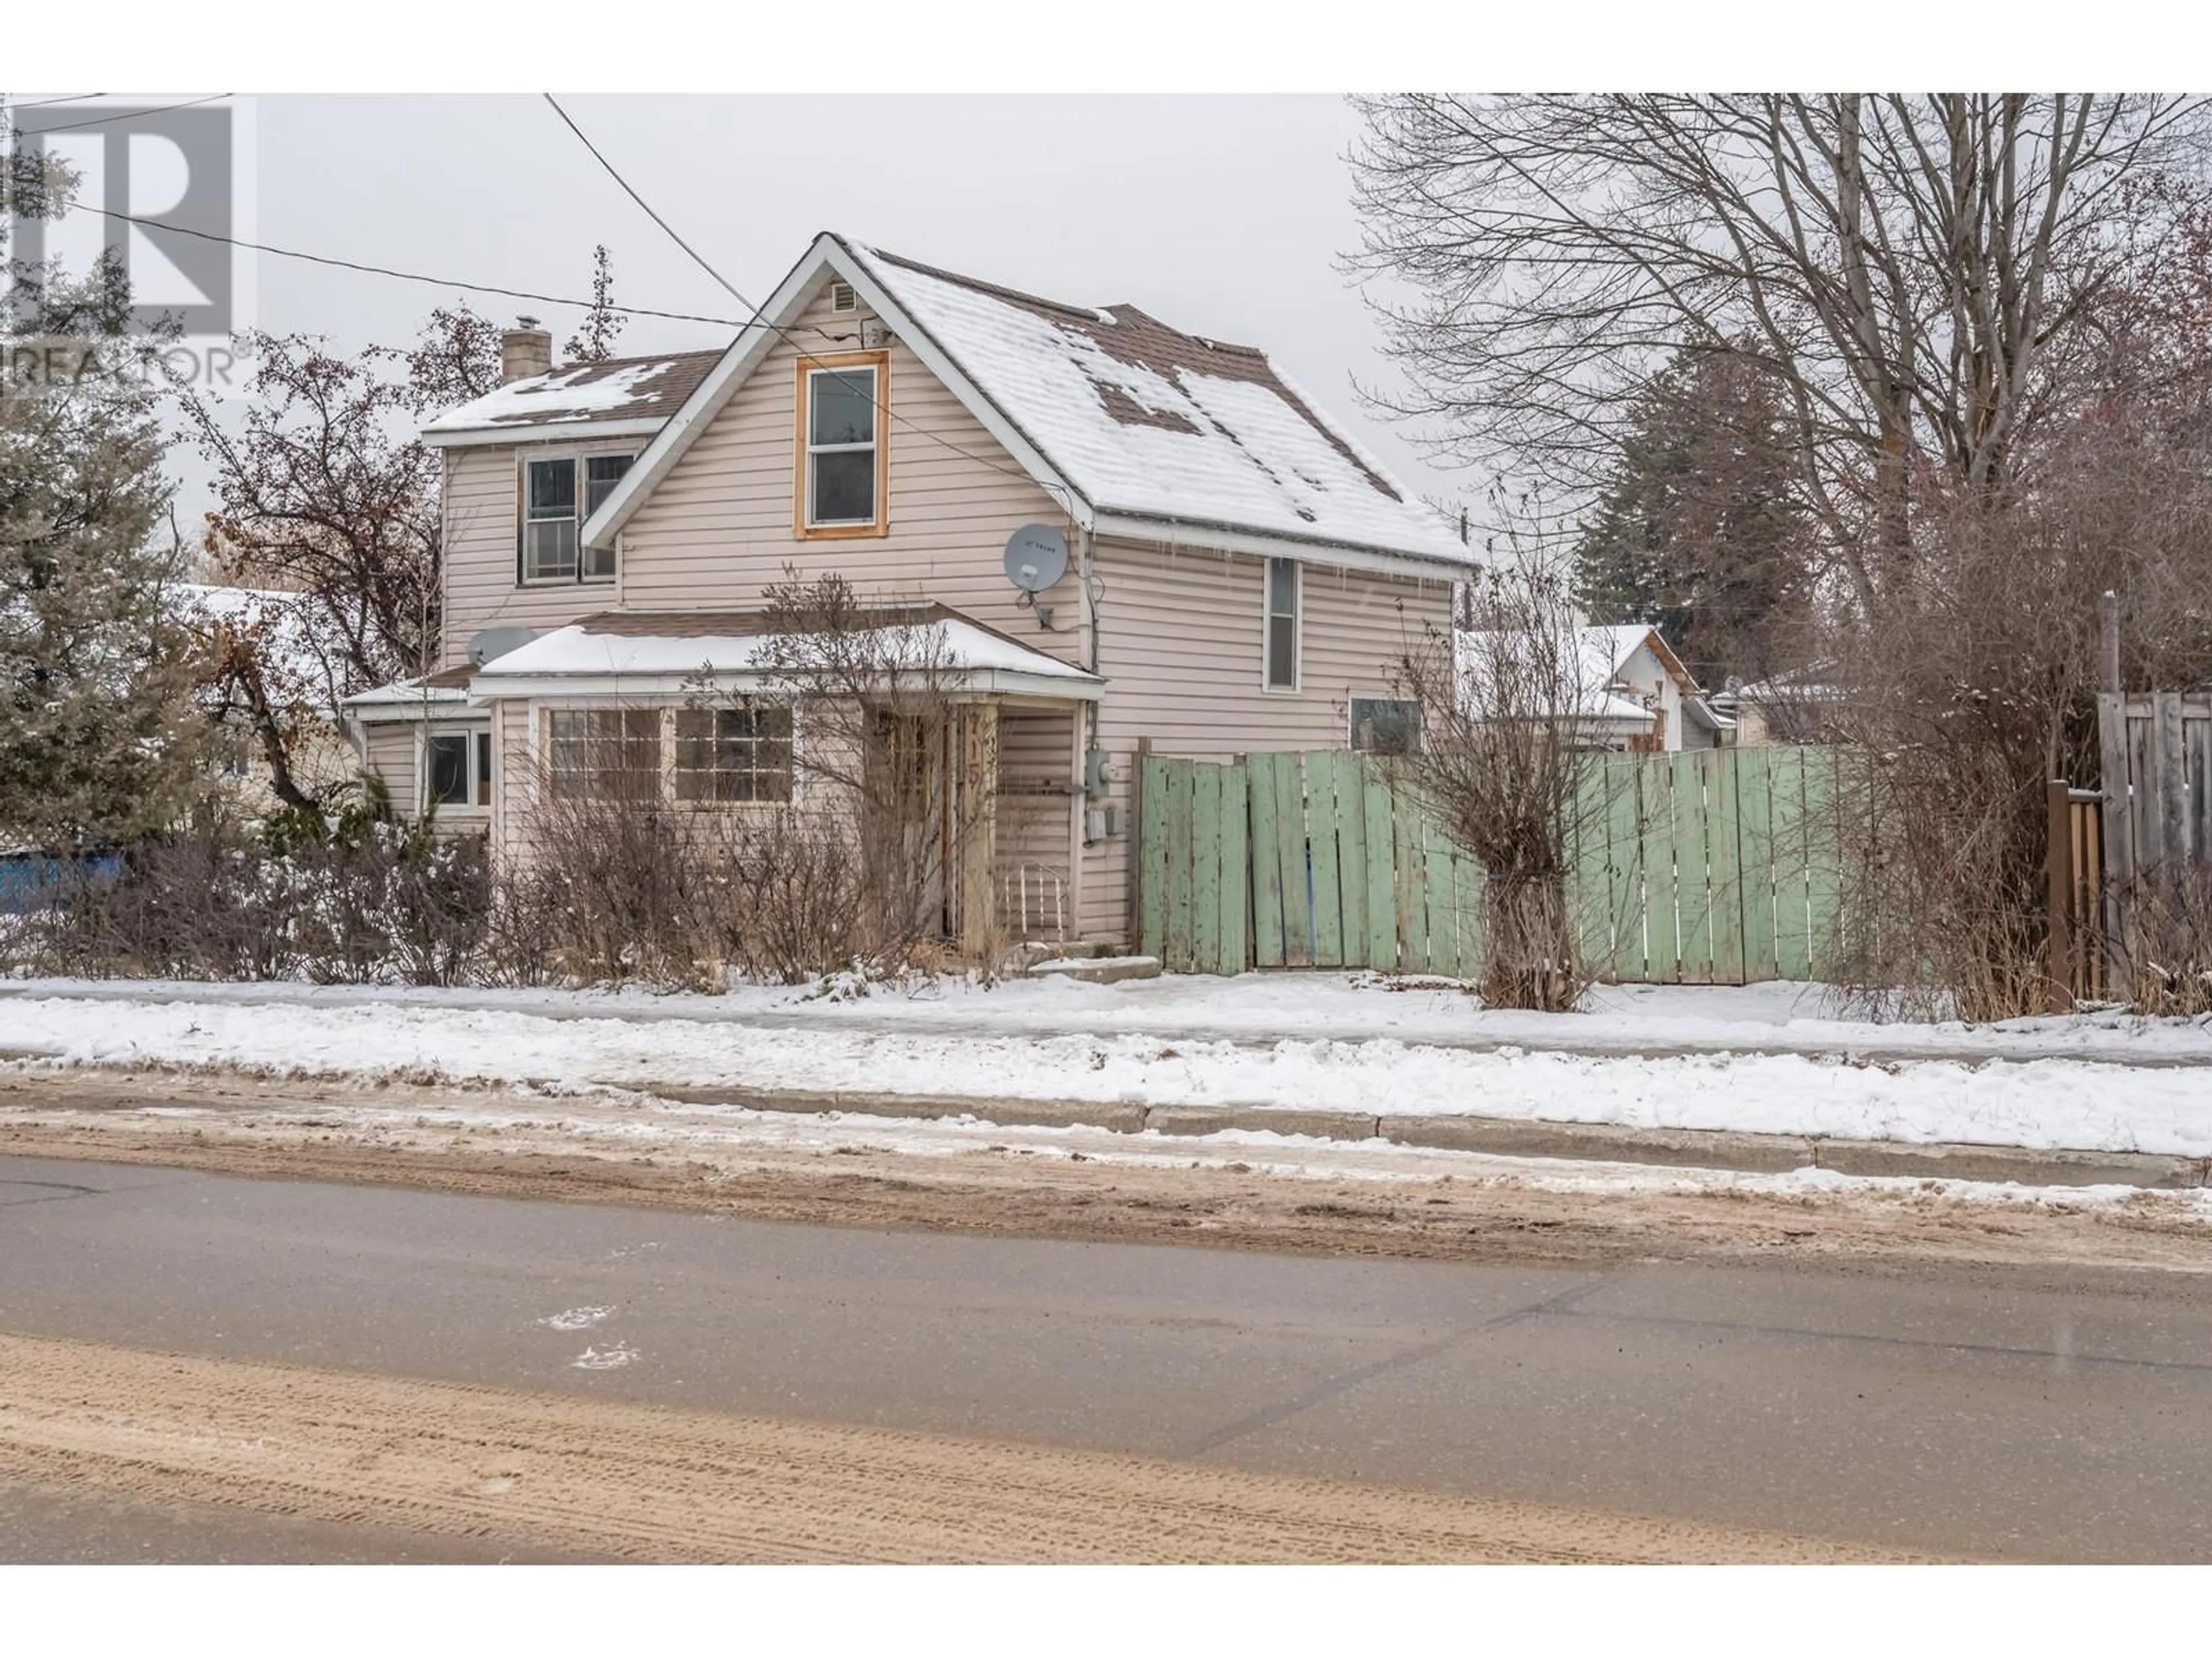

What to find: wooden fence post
left=2096, top=593, right=2131, bottom=998
left=1127, top=736, right=1153, bottom=955
left=2046, top=778, right=2073, bottom=1013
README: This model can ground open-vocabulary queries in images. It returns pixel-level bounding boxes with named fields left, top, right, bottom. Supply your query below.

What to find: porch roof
left=464, top=607, right=1103, bottom=704
left=341, top=664, right=478, bottom=724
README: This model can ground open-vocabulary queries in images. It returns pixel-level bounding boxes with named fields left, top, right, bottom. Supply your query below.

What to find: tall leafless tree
left=1348, top=95, right=2209, bottom=608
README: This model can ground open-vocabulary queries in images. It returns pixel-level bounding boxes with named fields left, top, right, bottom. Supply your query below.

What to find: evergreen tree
left=1573, top=341, right=1810, bottom=689
left=2, top=145, right=210, bottom=846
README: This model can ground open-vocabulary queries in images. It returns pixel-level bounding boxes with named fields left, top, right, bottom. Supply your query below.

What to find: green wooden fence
left=1135, top=746, right=1860, bottom=984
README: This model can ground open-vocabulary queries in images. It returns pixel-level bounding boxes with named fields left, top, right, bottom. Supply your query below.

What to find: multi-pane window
left=1264, top=556, right=1300, bottom=690
left=547, top=709, right=661, bottom=801
left=1349, top=698, right=1420, bottom=755
left=426, top=729, right=494, bottom=809
left=521, top=453, right=634, bottom=582
left=673, top=705, right=794, bottom=803
left=801, top=359, right=882, bottom=531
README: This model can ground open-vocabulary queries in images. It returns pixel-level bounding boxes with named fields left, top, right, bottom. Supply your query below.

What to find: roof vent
left=830, top=281, right=858, bottom=313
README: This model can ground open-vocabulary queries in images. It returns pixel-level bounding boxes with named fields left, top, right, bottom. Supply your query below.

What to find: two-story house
left=344, top=232, right=1475, bottom=949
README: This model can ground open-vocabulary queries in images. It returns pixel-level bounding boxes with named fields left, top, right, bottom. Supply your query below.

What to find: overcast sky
left=202, top=94, right=1465, bottom=527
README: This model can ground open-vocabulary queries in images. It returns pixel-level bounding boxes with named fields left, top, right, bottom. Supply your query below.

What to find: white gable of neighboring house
left=1455, top=622, right=1732, bottom=751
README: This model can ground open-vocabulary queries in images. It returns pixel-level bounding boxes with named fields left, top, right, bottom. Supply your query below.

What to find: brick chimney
left=499, top=317, right=553, bottom=384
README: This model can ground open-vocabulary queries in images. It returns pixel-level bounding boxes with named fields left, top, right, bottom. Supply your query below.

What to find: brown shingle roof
left=421, top=347, right=726, bottom=433
left=866, top=249, right=1400, bottom=501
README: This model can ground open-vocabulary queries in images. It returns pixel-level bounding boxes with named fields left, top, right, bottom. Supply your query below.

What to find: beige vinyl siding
left=618, top=285, right=1080, bottom=645
left=362, top=724, right=420, bottom=820
left=493, top=698, right=535, bottom=863
left=440, top=437, right=649, bottom=670
left=1077, top=535, right=1455, bottom=942
left=995, top=706, right=1078, bottom=940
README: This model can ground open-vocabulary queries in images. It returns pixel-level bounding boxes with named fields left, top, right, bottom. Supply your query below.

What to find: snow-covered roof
left=419, top=350, right=724, bottom=445
left=842, top=244, right=1471, bottom=569
left=575, top=233, right=1476, bottom=578
left=464, top=608, right=1102, bottom=703
left=342, top=667, right=476, bottom=724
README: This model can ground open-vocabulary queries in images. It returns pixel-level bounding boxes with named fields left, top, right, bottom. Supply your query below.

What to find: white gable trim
left=581, top=233, right=1090, bottom=552
left=1090, top=512, right=1472, bottom=584
left=422, top=416, right=668, bottom=451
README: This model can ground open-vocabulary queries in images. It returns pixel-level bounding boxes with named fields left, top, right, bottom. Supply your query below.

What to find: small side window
left=1264, top=557, right=1300, bottom=691
left=1350, top=698, right=1421, bottom=755
left=426, top=729, right=493, bottom=809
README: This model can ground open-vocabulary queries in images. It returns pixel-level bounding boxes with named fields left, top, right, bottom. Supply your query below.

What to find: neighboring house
left=1717, top=671, right=1850, bottom=747
left=343, top=232, right=1476, bottom=947
left=177, top=584, right=362, bottom=813
left=1456, top=620, right=1732, bottom=752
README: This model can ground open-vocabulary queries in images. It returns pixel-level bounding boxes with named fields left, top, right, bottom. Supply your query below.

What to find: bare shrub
left=2116, top=864, right=2212, bottom=1018
left=744, top=571, right=1003, bottom=970
left=499, top=768, right=736, bottom=993
left=1395, top=558, right=1605, bottom=1012
left=1823, top=401, right=2212, bottom=1021
left=17, top=806, right=490, bottom=986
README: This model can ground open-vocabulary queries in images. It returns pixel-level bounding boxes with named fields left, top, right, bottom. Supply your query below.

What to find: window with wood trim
left=1264, top=556, right=1300, bottom=690
left=673, top=704, right=794, bottom=804
left=547, top=709, right=661, bottom=801
left=796, top=352, right=888, bottom=536
left=521, top=453, right=634, bottom=583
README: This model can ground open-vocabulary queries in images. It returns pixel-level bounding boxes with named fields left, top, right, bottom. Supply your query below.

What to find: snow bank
left=9, top=993, right=2212, bottom=1158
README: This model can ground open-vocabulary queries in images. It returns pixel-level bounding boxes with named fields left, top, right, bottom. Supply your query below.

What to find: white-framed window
left=673, top=704, right=794, bottom=804
left=1264, top=556, right=1300, bottom=691
left=521, top=452, right=634, bottom=584
left=425, top=727, right=493, bottom=810
left=798, top=354, right=886, bottom=534
left=1349, top=697, right=1421, bottom=755
left=546, top=709, right=661, bottom=801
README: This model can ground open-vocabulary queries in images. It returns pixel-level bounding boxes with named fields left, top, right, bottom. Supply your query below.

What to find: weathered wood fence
left=2089, top=691, right=2212, bottom=994
left=1136, top=746, right=1858, bottom=985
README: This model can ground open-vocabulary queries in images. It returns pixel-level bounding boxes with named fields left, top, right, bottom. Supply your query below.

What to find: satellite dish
left=1003, top=523, right=1069, bottom=594
left=468, top=626, right=538, bottom=667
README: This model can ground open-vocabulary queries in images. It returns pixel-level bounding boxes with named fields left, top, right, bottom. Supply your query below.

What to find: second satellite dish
left=1003, top=523, right=1069, bottom=593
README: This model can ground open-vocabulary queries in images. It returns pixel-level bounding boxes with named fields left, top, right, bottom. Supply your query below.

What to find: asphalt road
left=3, top=1153, right=2210, bottom=1562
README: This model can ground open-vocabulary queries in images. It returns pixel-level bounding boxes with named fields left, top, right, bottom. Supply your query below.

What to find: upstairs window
left=1264, top=556, right=1300, bottom=691
left=674, top=704, right=794, bottom=804
left=797, top=353, right=887, bottom=536
left=521, top=453, right=633, bottom=583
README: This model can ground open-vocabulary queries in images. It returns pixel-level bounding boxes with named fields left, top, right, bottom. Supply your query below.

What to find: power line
left=537, top=93, right=1065, bottom=501
left=541, top=94, right=757, bottom=317
left=60, top=203, right=757, bottom=327
left=0, top=93, right=104, bottom=113
left=8, top=92, right=231, bottom=137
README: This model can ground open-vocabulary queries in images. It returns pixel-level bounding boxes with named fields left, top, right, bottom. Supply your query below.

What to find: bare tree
left=744, top=570, right=1003, bottom=971
left=1394, top=548, right=1610, bottom=1012
left=179, top=255, right=626, bottom=812
left=1348, top=95, right=2209, bottom=605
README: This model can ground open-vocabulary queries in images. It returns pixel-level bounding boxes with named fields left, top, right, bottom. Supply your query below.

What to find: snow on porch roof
left=465, top=607, right=1103, bottom=702
left=842, top=241, right=1474, bottom=568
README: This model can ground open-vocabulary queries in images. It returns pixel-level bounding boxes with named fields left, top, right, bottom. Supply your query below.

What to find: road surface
left=2, top=1153, right=2209, bottom=1561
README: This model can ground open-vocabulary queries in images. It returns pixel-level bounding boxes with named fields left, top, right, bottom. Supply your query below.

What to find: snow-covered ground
left=91, top=1083, right=2200, bottom=1218
left=10, top=970, right=2212, bottom=1064
left=6, top=977, right=2212, bottom=1157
